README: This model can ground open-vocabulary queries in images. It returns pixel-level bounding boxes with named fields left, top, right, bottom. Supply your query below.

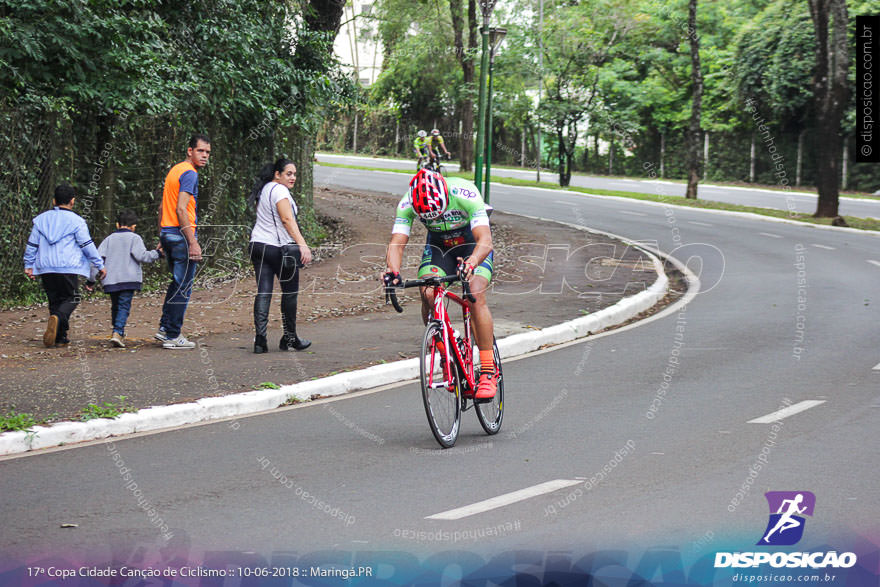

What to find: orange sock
left=480, top=350, right=494, bottom=375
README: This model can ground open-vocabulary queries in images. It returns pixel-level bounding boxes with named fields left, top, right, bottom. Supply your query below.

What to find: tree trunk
left=557, top=126, right=567, bottom=186
left=808, top=0, right=849, bottom=217
left=749, top=134, right=756, bottom=182
left=685, top=0, right=702, bottom=199
left=841, top=137, right=849, bottom=190
left=796, top=129, right=805, bottom=185
left=608, top=136, right=614, bottom=175
left=450, top=0, right=476, bottom=171
left=95, top=114, right=117, bottom=235
left=702, top=131, right=709, bottom=181
left=660, top=132, right=666, bottom=178
left=289, top=0, right=346, bottom=214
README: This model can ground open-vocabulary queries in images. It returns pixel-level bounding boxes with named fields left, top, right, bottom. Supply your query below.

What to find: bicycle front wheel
left=475, top=338, right=504, bottom=435
left=420, top=322, right=462, bottom=448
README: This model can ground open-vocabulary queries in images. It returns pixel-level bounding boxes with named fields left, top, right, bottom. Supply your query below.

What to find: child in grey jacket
left=89, top=210, right=163, bottom=347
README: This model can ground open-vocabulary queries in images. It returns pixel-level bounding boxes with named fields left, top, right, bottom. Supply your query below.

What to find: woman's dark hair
left=249, top=157, right=295, bottom=207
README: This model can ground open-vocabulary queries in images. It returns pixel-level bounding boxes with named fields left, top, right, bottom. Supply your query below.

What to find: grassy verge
left=317, top=162, right=880, bottom=232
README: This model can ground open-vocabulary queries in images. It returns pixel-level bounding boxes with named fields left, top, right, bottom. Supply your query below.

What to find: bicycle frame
left=426, top=283, right=476, bottom=395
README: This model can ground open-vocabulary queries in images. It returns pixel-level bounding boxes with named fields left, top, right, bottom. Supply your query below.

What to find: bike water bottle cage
left=410, top=169, right=449, bottom=220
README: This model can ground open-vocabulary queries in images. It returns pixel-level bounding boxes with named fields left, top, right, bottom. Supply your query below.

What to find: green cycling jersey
left=392, top=177, right=490, bottom=248
left=414, top=136, right=430, bottom=152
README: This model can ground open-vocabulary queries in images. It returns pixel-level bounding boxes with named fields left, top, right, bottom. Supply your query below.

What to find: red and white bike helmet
left=409, top=169, right=449, bottom=220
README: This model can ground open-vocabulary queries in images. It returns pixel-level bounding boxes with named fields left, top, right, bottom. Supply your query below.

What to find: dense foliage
left=0, top=0, right=353, bottom=303
left=326, top=0, right=879, bottom=196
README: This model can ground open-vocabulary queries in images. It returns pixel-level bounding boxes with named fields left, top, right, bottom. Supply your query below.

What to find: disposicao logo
left=758, top=491, right=815, bottom=546
left=714, top=491, right=857, bottom=570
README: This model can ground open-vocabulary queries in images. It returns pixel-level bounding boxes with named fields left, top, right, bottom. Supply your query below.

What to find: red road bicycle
left=388, top=274, right=503, bottom=448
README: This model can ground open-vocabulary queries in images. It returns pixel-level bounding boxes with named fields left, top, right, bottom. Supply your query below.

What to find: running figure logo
left=758, top=491, right=816, bottom=546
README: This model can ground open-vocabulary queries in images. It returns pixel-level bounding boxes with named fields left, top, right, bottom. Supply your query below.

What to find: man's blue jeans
left=110, top=290, right=134, bottom=336
left=158, top=230, right=197, bottom=338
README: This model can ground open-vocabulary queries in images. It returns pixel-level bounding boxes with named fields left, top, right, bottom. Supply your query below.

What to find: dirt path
left=0, top=188, right=670, bottom=424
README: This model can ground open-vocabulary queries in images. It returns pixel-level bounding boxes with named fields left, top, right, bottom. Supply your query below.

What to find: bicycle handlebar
left=385, top=274, right=476, bottom=313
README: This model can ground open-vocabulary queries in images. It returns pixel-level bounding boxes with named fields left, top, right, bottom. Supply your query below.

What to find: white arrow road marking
left=426, top=479, right=582, bottom=520
left=748, top=400, right=826, bottom=424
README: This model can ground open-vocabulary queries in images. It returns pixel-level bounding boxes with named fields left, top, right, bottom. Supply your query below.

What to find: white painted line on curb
left=811, top=244, right=835, bottom=250
left=688, top=221, right=714, bottom=227
left=426, top=479, right=581, bottom=520
left=759, top=232, right=783, bottom=239
left=868, top=260, right=880, bottom=268
left=748, top=400, right=826, bottom=424
left=620, top=210, right=647, bottom=217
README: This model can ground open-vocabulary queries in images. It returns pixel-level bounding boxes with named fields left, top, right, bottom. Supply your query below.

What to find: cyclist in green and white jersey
left=383, top=169, right=498, bottom=399
left=413, top=130, right=433, bottom=168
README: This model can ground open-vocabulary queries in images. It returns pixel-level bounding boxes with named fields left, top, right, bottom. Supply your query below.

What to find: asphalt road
left=1, top=166, right=878, bottom=582
left=317, top=152, right=880, bottom=219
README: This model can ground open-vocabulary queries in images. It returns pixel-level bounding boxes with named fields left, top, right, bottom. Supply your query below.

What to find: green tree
left=539, top=0, right=636, bottom=186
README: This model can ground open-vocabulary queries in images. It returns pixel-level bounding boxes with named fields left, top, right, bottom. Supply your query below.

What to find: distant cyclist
left=383, top=169, right=498, bottom=399
left=413, top=130, right=432, bottom=169
left=429, top=129, right=451, bottom=161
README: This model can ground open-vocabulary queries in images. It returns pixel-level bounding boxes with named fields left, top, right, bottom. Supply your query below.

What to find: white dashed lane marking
left=688, top=221, right=714, bottom=227
left=868, top=260, right=880, bottom=268
left=759, top=232, right=783, bottom=239
left=425, top=479, right=581, bottom=520
left=810, top=244, right=835, bottom=250
left=620, top=211, right=647, bottom=217
left=747, top=400, right=826, bottom=424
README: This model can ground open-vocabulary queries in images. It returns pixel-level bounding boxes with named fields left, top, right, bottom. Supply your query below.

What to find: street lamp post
left=473, top=0, right=496, bottom=191
left=483, top=27, right=507, bottom=203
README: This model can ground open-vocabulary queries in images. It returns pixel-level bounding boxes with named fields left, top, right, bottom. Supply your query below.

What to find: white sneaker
left=154, top=329, right=169, bottom=342
left=162, top=335, right=195, bottom=349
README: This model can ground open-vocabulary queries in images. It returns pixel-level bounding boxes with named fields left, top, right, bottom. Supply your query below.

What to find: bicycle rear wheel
left=475, top=338, right=504, bottom=435
left=420, top=322, right=462, bottom=448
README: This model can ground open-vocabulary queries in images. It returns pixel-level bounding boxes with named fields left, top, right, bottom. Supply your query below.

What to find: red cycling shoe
left=475, top=372, right=497, bottom=399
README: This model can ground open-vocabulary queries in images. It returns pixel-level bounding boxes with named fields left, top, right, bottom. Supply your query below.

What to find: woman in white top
left=248, top=158, right=313, bottom=353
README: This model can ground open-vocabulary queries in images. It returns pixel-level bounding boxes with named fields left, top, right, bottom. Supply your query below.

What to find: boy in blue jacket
left=89, top=209, right=162, bottom=348
left=23, top=184, right=106, bottom=347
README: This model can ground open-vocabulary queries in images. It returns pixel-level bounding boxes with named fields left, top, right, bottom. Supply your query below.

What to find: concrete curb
left=0, top=239, right=668, bottom=457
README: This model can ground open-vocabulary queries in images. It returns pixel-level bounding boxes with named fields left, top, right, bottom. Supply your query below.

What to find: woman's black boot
left=280, top=290, right=310, bottom=350
left=279, top=334, right=311, bottom=351
left=254, top=334, right=268, bottom=354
